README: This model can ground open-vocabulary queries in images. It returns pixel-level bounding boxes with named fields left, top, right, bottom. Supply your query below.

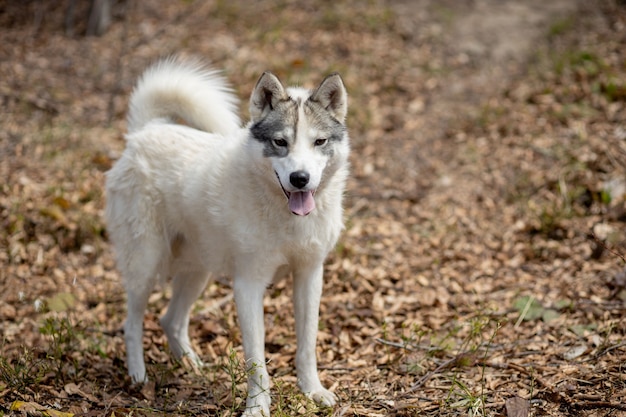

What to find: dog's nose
left=290, top=171, right=310, bottom=189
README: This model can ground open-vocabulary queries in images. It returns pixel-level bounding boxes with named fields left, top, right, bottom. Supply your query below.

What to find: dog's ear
left=310, top=73, right=348, bottom=122
left=249, top=72, right=286, bottom=121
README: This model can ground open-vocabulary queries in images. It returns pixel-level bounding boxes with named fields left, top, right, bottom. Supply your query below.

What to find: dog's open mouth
left=276, top=172, right=316, bottom=216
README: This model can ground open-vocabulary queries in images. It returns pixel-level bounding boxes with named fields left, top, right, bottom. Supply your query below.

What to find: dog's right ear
left=249, top=72, right=286, bottom=121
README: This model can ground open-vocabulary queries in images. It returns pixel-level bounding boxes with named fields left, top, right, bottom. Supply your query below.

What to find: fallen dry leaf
left=505, top=397, right=530, bottom=417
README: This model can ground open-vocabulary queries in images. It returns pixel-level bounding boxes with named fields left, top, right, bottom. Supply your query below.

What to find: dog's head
left=249, top=72, right=349, bottom=216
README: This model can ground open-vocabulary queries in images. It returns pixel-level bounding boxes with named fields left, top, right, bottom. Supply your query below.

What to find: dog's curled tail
left=127, top=57, right=241, bottom=135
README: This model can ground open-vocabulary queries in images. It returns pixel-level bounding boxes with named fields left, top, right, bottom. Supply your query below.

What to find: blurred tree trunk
left=66, top=0, right=112, bottom=36
left=87, top=0, right=111, bottom=36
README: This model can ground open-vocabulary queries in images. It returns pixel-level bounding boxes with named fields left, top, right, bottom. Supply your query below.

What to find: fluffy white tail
left=127, top=57, right=241, bottom=135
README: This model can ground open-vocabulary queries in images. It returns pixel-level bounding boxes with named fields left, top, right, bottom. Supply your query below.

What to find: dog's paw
left=180, top=352, right=205, bottom=374
left=128, top=369, right=148, bottom=385
left=240, top=410, right=268, bottom=417
left=306, top=387, right=337, bottom=407
left=240, top=389, right=271, bottom=417
left=240, top=405, right=270, bottom=417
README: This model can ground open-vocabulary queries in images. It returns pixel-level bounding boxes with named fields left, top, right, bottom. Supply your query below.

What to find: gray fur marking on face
left=303, top=100, right=347, bottom=156
left=250, top=99, right=297, bottom=158
left=250, top=95, right=346, bottom=158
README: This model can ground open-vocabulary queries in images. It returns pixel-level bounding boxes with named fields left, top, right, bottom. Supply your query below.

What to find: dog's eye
left=314, top=138, right=327, bottom=147
left=273, top=138, right=288, bottom=147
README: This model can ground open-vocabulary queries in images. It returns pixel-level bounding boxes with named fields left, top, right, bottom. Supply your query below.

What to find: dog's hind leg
left=121, top=236, right=165, bottom=384
left=125, top=285, right=152, bottom=383
left=124, top=254, right=159, bottom=382
left=160, top=269, right=210, bottom=369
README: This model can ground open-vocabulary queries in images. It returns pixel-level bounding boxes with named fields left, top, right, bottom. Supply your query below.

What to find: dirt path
left=1, top=1, right=625, bottom=416
left=424, top=0, right=581, bottom=122
left=379, top=0, right=582, bottom=194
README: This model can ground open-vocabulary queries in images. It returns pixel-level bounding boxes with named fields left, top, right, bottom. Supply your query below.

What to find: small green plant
left=440, top=313, right=503, bottom=415
left=0, top=347, right=47, bottom=394
left=430, top=323, right=461, bottom=355
left=548, top=16, right=574, bottom=38
left=513, top=295, right=561, bottom=325
left=400, top=322, right=428, bottom=348
left=222, top=348, right=247, bottom=414
left=39, top=316, right=82, bottom=383
left=272, top=380, right=334, bottom=417
left=601, top=79, right=626, bottom=101
left=447, top=376, right=484, bottom=417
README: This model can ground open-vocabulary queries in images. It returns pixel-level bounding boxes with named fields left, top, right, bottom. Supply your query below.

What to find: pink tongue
left=289, top=191, right=316, bottom=216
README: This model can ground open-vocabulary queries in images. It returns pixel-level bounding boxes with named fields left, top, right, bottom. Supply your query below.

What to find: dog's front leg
left=234, top=278, right=271, bottom=417
left=293, top=262, right=337, bottom=407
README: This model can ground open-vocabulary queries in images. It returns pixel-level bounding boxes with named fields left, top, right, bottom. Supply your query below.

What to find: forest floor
left=1, top=1, right=625, bottom=416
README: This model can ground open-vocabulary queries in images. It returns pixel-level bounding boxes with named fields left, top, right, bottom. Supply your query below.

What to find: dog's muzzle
left=275, top=172, right=316, bottom=216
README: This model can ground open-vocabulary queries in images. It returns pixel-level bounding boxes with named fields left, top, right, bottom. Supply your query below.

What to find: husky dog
left=105, top=57, right=349, bottom=416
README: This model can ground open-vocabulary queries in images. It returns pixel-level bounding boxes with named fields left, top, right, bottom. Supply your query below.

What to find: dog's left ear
left=250, top=72, right=286, bottom=121
left=310, top=73, right=348, bottom=122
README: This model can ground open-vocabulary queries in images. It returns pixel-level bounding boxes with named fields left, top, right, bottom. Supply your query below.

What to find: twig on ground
left=374, top=338, right=415, bottom=351
left=480, top=361, right=552, bottom=390
left=403, top=354, right=474, bottom=395
left=572, top=401, right=626, bottom=411
left=588, top=232, right=626, bottom=263
left=587, top=341, right=626, bottom=361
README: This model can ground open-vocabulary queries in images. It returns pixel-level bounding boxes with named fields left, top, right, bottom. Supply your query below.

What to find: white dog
left=105, top=57, right=349, bottom=416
